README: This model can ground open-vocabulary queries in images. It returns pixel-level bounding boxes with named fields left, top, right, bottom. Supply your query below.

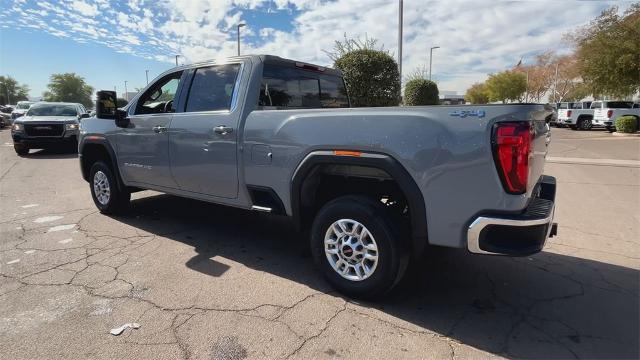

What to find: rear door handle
left=214, top=125, right=233, bottom=135
left=153, top=126, right=167, bottom=133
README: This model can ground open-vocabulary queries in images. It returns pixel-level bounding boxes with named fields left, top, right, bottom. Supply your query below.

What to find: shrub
left=404, top=79, right=439, bottom=105
left=334, top=49, right=400, bottom=107
left=615, top=115, right=639, bottom=133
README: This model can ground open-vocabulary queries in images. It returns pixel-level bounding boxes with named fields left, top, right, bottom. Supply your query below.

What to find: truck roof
left=172, top=54, right=343, bottom=77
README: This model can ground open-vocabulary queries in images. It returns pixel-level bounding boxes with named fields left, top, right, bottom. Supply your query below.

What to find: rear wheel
left=14, top=144, right=29, bottom=156
left=578, top=118, right=593, bottom=130
left=89, top=161, right=130, bottom=214
left=310, top=195, right=408, bottom=299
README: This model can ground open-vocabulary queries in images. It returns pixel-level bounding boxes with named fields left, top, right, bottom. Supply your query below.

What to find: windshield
left=27, top=104, right=78, bottom=116
left=16, top=102, right=33, bottom=110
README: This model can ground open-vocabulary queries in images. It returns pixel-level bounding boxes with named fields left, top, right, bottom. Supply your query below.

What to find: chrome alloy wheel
left=93, top=170, right=111, bottom=205
left=324, top=219, right=379, bottom=281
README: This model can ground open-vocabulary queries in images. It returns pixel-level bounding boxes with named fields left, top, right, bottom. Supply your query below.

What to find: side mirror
left=96, top=90, right=117, bottom=119
left=115, top=109, right=130, bottom=128
left=96, top=90, right=129, bottom=128
left=80, top=113, right=91, bottom=119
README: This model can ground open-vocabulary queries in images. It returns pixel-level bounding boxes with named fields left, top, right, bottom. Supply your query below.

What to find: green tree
left=0, top=76, right=30, bottom=105
left=404, top=78, right=439, bottom=105
left=464, top=82, right=490, bottom=104
left=569, top=4, right=640, bottom=98
left=116, top=98, right=128, bottom=107
left=485, top=70, right=527, bottom=103
left=334, top=49, right=401, bottom=107
left=42, top=73, right=93, bottom=108
left=563, top=82, right=591, bottom=102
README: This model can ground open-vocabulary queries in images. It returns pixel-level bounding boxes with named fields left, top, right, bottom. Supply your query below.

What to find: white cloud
left=71, top=0, right=98, bottom=16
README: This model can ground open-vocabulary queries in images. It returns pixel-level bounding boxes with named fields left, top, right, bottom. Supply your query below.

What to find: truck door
left=168, top=63, right=243, bottom=198
left=116, top=70, right=186, bottom=188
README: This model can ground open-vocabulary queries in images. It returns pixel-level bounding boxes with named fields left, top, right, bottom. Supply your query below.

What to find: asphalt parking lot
left=0, top=127, right=638, bottom=359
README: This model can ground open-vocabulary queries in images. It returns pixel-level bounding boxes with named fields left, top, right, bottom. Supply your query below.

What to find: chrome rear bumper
left=467, top=175, right=557, bottom=256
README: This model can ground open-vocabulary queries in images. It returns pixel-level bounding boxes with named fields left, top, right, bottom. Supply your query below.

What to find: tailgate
left=558, top=109, right=570, bottom=119
left=594, top=108, right=607, bottom=120
left=528, top=116, right=550, bottom=196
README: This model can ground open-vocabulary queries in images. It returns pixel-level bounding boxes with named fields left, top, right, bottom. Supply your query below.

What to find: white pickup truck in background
left=592, top=101, right=640, bottom=132
left=558, top=101, right=594, bottom=130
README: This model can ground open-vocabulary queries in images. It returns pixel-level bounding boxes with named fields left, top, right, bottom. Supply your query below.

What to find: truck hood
left=16, top=116, right=79, bottom=123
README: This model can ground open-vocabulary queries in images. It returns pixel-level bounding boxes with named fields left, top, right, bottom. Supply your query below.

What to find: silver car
left=11, top=102, right=89, bottom=155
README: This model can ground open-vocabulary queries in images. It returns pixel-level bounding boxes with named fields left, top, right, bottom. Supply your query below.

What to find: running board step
left=251, top=205, right=272, bottom=213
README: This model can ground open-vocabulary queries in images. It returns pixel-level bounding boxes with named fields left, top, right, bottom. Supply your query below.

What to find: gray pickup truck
left=79, top=55, right=557, bottom=298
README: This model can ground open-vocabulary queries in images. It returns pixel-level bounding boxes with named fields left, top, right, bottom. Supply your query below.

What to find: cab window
left=184, top=64, right=240, bottom=112
left=135, top=71, right=183, bottom=115
left=258, top=64, right=349, bottom=109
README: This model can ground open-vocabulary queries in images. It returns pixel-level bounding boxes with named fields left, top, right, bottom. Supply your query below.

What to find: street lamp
left=124, top=81, right=128, bottom=101
left=175, top=55, right=180, bottom=66
left=237, top=23, right=246, bottom=56
left=145, top=70, right=149, bottom=85
left=429, top=46, right=440, bottom=81
left=398, top=0, right=403, bottom=84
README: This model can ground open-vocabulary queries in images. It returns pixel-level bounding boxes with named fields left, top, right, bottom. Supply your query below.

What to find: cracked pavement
left=0, top=128, right=638, bottom=359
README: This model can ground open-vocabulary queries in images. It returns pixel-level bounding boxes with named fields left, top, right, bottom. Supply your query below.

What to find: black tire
left=310, top=195, right=409, bottom=299
left=14, top=144, right=29, bottom=156
left=578, top=117, right=593, bottom=131
left=89, top=161, right=130, bottom=214
left=606, top=126, right=615, bottom=133
left=570, top=125, right=578, bottom=130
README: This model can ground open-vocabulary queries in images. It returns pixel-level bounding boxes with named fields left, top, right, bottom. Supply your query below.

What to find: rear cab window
left=604, top=101, right=633, bottom=109
left=258, top=61, right=349, bottom=110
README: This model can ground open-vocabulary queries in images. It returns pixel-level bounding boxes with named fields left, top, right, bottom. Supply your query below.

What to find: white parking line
left=34, top=215, right=63, bottom=223
left=48, top=224, right=76, bottom=232
left=21, top=204, right=39, bottom=208
left=7, top=259, right=20, bottom=265
left=58, top=238, right=73, bottom=244
left=24, top=250, right=36, bottom=254
left=547, top=157, right=640, bottom=168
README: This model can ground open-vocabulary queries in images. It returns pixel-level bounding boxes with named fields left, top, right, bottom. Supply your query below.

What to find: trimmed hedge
left=404, top=79, right=439, bottom=105
left=615, top=115, right=639, bottom=133
left=334, top=49, right=400, bottom=107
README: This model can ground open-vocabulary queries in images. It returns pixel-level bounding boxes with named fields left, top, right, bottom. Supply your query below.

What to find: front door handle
left=153, top=125, right=167, bottom=134
left=214, top=125, right=233, bottom=135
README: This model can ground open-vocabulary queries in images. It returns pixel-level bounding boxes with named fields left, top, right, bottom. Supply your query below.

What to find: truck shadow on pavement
left=22, top=148, right=78, bottom=159
left=114, top=193, right=638, bottom=359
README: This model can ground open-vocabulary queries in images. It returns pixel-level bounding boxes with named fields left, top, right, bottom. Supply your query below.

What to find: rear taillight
left=567, top=110, right=572, bottom=117
left=607, top=110, right=613, bottom=118
left=492, top=122, right=533, bottom=194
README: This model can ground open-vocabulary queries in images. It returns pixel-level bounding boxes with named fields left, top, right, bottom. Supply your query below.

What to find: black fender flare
left=290, top=150, right=428, bottom=254
left=79, top=136, right=125, bottom=191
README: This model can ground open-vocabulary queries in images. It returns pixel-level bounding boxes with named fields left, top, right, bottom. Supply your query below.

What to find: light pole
left=145, top=70, right=149, bottom=85
left=124, top=81, right=128, bottom=102
left=398, top=0, right=403, bottom=84
left=429, top=46, right=440, bottom=81
left=175, top=55, right=180, bottom=66
left=237, top=23, right=246, bottom=56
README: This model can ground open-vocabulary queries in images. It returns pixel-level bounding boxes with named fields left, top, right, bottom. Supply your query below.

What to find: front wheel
left=14, top=144, right=29, bottom=156
left=310, top=195, right=408, bottom=299
left=89, top=161, right=130, bottom=214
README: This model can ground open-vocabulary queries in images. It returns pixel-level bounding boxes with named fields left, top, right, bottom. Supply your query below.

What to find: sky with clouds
left=0, top=0, right=631, bottom=99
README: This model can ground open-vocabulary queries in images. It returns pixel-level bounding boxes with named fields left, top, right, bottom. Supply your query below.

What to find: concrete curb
left=611, top=132, right=640, bottom=137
